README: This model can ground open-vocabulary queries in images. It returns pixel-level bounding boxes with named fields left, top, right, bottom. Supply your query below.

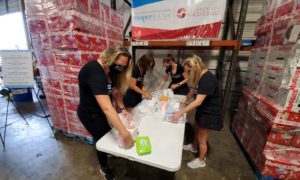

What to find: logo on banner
left=177, top=8, right=186, bottom=18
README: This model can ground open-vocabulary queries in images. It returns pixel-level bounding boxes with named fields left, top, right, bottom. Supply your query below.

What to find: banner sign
left=132, top=0, right=227, bottom=40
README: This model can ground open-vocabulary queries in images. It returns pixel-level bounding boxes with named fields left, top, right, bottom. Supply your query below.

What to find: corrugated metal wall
left=0, top=0, right=21, bottom=15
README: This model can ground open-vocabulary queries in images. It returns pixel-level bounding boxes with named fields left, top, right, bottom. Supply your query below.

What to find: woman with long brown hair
left=77, top=45, right=134, bottom=179
left=172, top=55, right=222, bottom=169
left=157, top=54, right=189, bottom=95
left=123, top=53, right=155, bottom=111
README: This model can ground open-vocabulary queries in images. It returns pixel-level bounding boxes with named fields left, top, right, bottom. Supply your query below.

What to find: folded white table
left=96, top=101, right=186, bottom=172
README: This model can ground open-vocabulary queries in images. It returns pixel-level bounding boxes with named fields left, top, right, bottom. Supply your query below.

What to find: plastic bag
left=112, top=113, right=139, bottom=148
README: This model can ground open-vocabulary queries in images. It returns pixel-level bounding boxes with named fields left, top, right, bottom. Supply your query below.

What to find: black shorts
left=195, top=111, right=223, bottom=131
left=77, top=106, right=111, bottom=141
left=124, top=89, right=142, bottom=108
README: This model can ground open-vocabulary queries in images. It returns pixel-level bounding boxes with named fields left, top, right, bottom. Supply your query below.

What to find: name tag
left=107, top=84, right=112, bottom=94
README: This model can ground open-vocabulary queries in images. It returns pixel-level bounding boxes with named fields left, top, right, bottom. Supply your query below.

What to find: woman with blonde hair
left=77, top=45, right=134, bottom=179
left=172, top=55, right=222, bottom=169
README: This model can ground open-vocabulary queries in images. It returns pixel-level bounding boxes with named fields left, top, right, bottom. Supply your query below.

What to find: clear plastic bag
left=112, top=113, right=139, bottom=148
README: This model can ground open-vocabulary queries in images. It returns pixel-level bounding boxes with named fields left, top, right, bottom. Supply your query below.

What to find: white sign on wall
left=1, top=50, right=34, bottom=88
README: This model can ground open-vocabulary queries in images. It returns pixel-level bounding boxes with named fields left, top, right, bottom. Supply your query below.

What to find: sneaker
left=183, top=144, right=198, bottom=153
left=187, top=158, right=206, bottom=169
left=99, top=166, right=115, bottom=180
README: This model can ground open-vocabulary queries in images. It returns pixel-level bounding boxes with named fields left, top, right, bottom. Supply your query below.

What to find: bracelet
left=177, top=83, right=181, bottom=86
left=120, top=107, right=125, bottom=111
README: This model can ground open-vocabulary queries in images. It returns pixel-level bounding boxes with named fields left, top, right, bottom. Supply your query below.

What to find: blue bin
left=11, top=88, right=33, bottom=102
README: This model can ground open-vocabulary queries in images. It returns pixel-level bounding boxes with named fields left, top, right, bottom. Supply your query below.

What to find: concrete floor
left=0, top=96, right=256, bottom=180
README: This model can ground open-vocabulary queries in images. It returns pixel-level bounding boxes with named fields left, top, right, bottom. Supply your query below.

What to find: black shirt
left=194, top=71, right=221, bottom=115
left=132, top=65, right=144, bottom=88
left=165, top=64, right=185, bottom=84
left=78, top=61, right=111, bottom=114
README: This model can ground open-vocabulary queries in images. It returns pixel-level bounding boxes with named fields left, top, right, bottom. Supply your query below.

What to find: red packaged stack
left=25, top=0, right=123, bottom=141
left=233, top=1, right=300, bottom=177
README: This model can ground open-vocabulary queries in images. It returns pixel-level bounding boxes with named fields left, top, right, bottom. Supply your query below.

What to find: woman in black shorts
left=77, top=46, right=134, bottom=180
left=157, top=54, right=189, bottom=95
left=172, top=55, right=222, bottom=169
left=124, top=53, right=155, bottom=111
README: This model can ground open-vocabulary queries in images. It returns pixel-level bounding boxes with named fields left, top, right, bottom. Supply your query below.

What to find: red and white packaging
left=48, top=105, right=69, bottom=132
left=110, top=9, right=123, bottom=28
left=274, top=0, right=295, bottom=20
left=90, top=36, right=108, bottom=52
left=50, top=32, right=92, bottom=51
left=35, top=50, right=56, bottom=66
left=271, top=16, right=293, bottom=46
left=64, top=96, right=79, bottom=112
left=90, top=0, right=100, bottom=19
left=267, top=130, right=294, bottom=146
left=61, top=0, right=89, bottom=15
left=258, top=85, right=300, bottom=113
left=296, top=0, right=300, bottom=14
left=66, top=109, right=91, bottom=137
left=25, top=0, right=123, bottom=140
left=24, top=0, right=44, bottom=16
left=261, top=160, right=300, bottom=180
left=267, top=45, right=294, bottom=65
left=255, top=16, right=266, bottom=36
left=27, top=18, right=47, bottom=35
left=255, top=22, right=273, bottom=48
left=291, top=134, right=300, bottom=148
left=61, top=77, right=79, bottom=97
left=100, top=2, right=111, bottom=23
left=277, top=111, right=300, bottom=127
left=264, top=142, right=300, bottom=166
left=54, top=50, right=99, bottom=67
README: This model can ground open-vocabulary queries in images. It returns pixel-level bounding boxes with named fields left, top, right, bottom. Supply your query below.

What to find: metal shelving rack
left=115, top=0, right=251, bottom=119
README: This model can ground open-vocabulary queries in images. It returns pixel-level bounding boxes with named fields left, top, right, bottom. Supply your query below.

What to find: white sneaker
left=187, top=158, right=206, bottom=169
left=183, top=144, right=197, bottom=153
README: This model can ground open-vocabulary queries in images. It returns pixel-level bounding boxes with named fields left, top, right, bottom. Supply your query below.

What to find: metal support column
left=132, top=46, right=136, bottom=63
left=111, top=0, right=116, bottom=10
left=216, top=0, right=233, bottom=105
left=20, top=0, right=31, bottom=51
left=5, top=0, right=9, bottom=13
left=222, top=0, right=249, bottom=119
left=123, top=0, right=132, bottom=7
left=124, top=15, right=131, bottom=38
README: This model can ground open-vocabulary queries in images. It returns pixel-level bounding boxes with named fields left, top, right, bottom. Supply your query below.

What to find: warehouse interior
left=1, top=0, right=299, bottom=180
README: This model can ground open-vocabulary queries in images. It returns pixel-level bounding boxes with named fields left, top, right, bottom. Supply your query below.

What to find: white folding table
left=96, top=97, right=186, bottom=172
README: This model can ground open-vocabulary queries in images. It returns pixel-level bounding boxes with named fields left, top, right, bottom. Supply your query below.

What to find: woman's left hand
left=170, top=84, right=177, bottom=90
left=171, top=111, right=182, bottom=123
left=122, top=109, right=133, bottom=121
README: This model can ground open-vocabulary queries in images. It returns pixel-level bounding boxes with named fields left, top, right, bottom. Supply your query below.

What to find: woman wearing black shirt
left=157, top=54, right=189, bottom=95
left=124, top=53, right=155, bottom=111
left=172, top=55, right=222, bottom=169
left=77, top=46, right=134, bottom=180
